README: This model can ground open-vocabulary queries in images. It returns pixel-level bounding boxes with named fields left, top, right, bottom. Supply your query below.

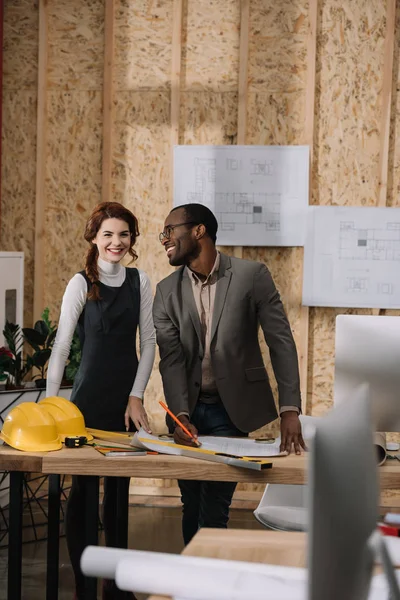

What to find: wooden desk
left=1, top=445, right=399, bottom=489
left=39, top=445, right=400, bottom=488
left=184, top=528, right=307, bottom=566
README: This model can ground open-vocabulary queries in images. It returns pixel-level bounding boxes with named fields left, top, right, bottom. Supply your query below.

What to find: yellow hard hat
left=0, top=403, right=62, bottom=452
left=39, top=396, right=93, bottom=442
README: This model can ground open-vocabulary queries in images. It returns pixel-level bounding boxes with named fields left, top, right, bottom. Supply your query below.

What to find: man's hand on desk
left=280, top=411, right=306, bottom=455
left=173, top=415, right=200, bottom=447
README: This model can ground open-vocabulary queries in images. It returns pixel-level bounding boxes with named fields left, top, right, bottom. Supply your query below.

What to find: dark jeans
left=176, top=399, right=247, bottom=545
left=66, top=475, right=131, bottom=599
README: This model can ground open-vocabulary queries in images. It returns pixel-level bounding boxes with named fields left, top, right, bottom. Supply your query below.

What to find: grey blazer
left=153, top=253, right=301, bottom=433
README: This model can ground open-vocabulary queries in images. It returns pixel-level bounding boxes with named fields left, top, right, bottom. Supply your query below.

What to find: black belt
left=198, top=391, right=220, bottom=405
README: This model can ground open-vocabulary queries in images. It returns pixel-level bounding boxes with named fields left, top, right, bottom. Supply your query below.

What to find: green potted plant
left=22, top=308, right=57, bottom=389
left=2, top=321, right=30, bottom=389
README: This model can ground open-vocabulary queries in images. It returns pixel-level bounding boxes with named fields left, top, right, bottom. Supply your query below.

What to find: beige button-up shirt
left=187, top=252, right=220, bottom=395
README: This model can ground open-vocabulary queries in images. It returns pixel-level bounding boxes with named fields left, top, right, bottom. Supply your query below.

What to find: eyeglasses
left=159, top=222, right=198, bottom=242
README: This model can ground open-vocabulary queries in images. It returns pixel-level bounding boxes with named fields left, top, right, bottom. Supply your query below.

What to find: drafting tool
left=158, top=400, right=201, bottom=447
left=87, top=429, right=133, bottom=447
left=137, top=436, right=273, bottom=471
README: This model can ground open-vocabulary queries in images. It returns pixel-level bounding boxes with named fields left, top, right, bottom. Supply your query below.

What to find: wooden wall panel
left=2, top=0, right=38, bottom=90
left=0, top=1, right=38, bottom=327
left=1, top=92, right=37, bottom=328
left=309, top=0, right=388, bottom=416
left=388, top=3, right=400, bottom=209
left=313, top=1, right=386, bottom=208
left=44, top=91, right=103, bottom=315
left=183, top=0, right=239, bottom=92
left=115, top=0, right=173, bottom=91
left=43, top=0, right=104, bottom=317
left=47, top=0, right=104, bottom=90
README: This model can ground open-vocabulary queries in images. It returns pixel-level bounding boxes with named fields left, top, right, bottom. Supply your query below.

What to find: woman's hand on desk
left=125, top=396, right=152, bottom=433
left=280, top=412, right=306, bottom=455
left=173, top=415, right=199, bottom=447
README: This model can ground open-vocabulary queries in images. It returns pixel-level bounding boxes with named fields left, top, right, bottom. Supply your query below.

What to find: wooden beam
left=234, top=0, right=250, bottom=260
left=170, top=0, right=183, bottom=205
left=33, top=0, right=48, bottom=323
left=377, top=0, right=396, bottom=208
left=102, top=0, right=115, bottom=203
left=298, top=0, right=318, bottom=413
left=373, top=0, right=396, bottom=317
left=237, top=0, right=249, bottom=146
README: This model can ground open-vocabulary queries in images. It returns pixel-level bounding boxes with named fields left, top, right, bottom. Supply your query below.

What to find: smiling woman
left=45, top=201, right=156, bottom=599
left=94, top=219, right=132, bottom=262
left=84, top=202, right=140, bottom=301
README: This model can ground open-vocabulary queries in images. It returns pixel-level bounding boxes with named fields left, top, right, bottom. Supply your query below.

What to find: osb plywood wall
left=1, top=1, right=400, bottom=491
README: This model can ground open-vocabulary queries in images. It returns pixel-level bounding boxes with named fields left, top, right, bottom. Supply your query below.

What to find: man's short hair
left=171, top=203, right=218, bottom=244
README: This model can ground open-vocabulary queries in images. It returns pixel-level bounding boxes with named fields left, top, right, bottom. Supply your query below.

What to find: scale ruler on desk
left=138, top=437, right=273, bottom=471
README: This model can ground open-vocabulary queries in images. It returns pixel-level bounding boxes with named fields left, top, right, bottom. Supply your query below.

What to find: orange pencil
left=159, top=400, right=201, bottom=447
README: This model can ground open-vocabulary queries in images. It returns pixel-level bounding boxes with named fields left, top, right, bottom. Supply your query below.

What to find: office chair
left=253, top=415, right=318, bottom=532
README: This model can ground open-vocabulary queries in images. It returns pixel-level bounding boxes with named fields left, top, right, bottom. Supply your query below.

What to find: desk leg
left=115, top=477, right=129, bottom=549
left=84, top=476, right=99, bottom=600
left=8, top=471, right=23, bottom=600
left=46, top=474, right=61, bottom=600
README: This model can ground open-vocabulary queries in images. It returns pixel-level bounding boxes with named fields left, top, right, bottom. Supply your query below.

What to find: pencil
left=159, top=400, right=201, bottom=447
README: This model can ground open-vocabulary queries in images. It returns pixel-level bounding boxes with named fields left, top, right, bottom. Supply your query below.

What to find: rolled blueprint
left=81, top=546, right=307, bottom=599
left=115, top=555, right=307, bottom=600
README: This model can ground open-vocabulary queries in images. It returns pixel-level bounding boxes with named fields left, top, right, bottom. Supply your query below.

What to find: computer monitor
left=308, top=382, right=400, bottom=600
left=334, top=315, right=400, bottom=432
left=308, top=382, right=378, bottom=600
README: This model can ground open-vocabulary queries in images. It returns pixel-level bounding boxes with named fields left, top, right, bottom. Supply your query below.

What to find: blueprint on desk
left=173, top=145, right=309, bottom=246
left=303, top=206, right=400, bottom=308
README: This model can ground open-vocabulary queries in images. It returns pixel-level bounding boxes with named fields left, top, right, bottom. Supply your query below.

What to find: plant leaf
left=34, top=321, right=49, bottom=337
left=32, top=349, right=51, bottom=369
left=22, top=328, right=47, bottom=347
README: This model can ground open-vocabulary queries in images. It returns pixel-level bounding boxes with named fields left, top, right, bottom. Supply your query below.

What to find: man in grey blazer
left=153, top=203, right=304, bottom=544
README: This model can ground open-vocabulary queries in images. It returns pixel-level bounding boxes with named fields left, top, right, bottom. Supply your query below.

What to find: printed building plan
left=303, top=206, right=400, bottom=309
left=173, top=145, right=309, bottom=246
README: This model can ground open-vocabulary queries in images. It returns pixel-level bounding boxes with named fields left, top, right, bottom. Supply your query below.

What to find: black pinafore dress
left=70, top=268, right=140, bottom=431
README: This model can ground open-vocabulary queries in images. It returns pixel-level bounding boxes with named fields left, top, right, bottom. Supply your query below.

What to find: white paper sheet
left=132, top=429, right=285, bottom=458
left=115, top=553, right=307, bottom=600
left=303, top=206, right=400, bottom=308
left=195, top=436, right=283, bottom=457
left=174, top=145, right=309, bottom=247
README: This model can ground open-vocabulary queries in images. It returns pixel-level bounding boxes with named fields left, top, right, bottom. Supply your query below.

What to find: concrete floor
left=0, top=502, right=264, bottom=599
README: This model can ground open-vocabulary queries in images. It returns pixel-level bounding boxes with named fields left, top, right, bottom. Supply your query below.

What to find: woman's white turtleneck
left=46, top=257, right=156, bottom=400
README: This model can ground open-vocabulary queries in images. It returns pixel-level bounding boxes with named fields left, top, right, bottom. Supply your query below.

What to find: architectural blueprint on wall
left=303, top=206, right=400, bottom=308
left=173, top=145, right=309, bottom=246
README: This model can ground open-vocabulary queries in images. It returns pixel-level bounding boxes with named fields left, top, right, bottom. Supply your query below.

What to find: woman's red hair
left=84, top=202, right=140, bottom=301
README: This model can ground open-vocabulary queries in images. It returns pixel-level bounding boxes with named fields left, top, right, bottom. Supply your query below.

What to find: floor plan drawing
left=250, top=159, right=274, bottom=176
left=303, top=206, right=400, bottom=309
left=339, top=221, right=400, bottom=261
left=174, top=145, right=309, bottom=246
left=346, top=277, right=369, bottom=294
